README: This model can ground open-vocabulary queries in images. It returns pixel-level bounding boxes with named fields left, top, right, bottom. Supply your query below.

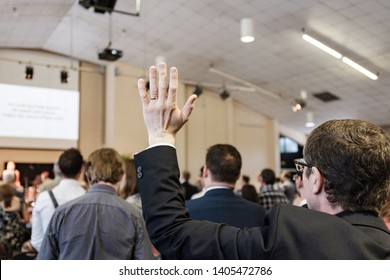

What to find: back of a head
left=206, top=144, right=242, bottom=183
left=242, top=175, right=250, bottom=184
left=0, top=183, right=14, bottom=208
left=241, top=184, right=258, bottom=203
left=2, top=170, right=16, bottom=184
left=85, top=148, right=124, bottom=185
left=182, top=170, right=191, bottom=181
left=6, top=161, right=16, bottom=171
left=58, top=148, right=84, bottom=178
left=260, top=168, right=276, bottom=185
left=304, top=119, right=390, bottom=212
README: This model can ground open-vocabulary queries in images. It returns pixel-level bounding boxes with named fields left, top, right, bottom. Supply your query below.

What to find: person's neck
left=205, top=182, right=235, bottom=190
left=308, top=201, right=344, bottom=215
left=96, top=181, right=119, bottom=192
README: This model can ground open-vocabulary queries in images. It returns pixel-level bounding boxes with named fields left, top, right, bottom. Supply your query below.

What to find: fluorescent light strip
left=302, top=34, right=342, bottom=59
left=209, top=66, right=281, bottom=100
left=341, top=57, right=378, bottom=80
left=302, top=33, right=378, bottom=80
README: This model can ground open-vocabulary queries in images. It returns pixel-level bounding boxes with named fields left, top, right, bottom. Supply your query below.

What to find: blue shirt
left=37, top=184, right=154, bottom=260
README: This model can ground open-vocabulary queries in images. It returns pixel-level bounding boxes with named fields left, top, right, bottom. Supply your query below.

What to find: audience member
left=258, top=168, right=289, bottom=210
left=185, top=144, right=265, bottom=229
left=242, top=175, right=250, bottom=185
left=180, top=170, right=200, bottom=200
left=279, top=171, right=295, bottom=203
left=2, top=161, right=21, bottom=188
left=2, top=168, right=24, bottom=199
left=31, top=148, right=86, bottom=252
left=119, top=157, right=141, bottom=211
left=37, top=161, right=63, bottom=193
left=37, top=148, right=155, bottom=260
left=1, top=169, right=28, bottom=224
left=191, top=166, right=205, bottom=199
left=0, top=183, right=30, bottom=257
left=0, top=239, right=12, bottom=260
left=241, top=184, right=258, bottom=203
left=134, top=63, right=390, bottom=259
left=119, top=157, right=160, bottom=259
left=234, top=174, right=251, bottom=195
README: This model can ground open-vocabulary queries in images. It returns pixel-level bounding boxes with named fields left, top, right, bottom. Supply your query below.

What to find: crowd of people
left=135, top=63, right=390, bottom=259
left=0, top=62, right=389, bottom=260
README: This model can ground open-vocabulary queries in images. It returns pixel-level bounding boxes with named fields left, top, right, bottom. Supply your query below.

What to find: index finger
left=138, top=79, right=148, bottom=106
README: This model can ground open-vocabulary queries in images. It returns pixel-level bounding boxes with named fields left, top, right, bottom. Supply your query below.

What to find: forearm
left=135, top=146, right=188, bottom=245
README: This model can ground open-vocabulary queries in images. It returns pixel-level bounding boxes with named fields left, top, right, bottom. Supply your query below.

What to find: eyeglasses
left=294, top=158, right=312, bottom=173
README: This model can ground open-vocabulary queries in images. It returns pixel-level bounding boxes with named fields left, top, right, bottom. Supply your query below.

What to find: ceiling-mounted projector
left=98, top=47, right=123, bottom=61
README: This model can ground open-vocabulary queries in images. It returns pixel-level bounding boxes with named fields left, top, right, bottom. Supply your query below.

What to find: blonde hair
left=85, top=148, right=124, bottom=185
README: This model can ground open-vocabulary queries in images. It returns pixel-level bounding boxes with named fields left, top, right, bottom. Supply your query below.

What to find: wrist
left=148, top=132, right=176, bottom=147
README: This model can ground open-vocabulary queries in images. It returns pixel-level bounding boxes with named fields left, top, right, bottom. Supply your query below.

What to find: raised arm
left=134, top=64, right=266, bottom=259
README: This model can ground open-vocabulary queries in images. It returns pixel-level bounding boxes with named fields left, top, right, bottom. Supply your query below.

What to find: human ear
left=311, top=166, right=324, bottom=194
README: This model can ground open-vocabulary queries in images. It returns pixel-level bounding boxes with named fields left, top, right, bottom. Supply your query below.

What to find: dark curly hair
left=304, top=119, right=390, bottom=213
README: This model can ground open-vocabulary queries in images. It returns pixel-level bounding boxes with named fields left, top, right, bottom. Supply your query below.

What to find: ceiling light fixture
left=25, top=65, right=33, bottom=79
left=240, top=18, right=255, bottom=43
left=292, top=90, right=307, bottom=112
left=184, top=80, right=255, bottom=92
left=209, top=66, right=281, bottom=100
left=302, top=30, right=378, bottom=80
left=341, top=57, right=378, bottom=80
left=302, top=33, right=342, bottom=59
left=292, top=99, right=306, bottom=112
left=305, top=111, right=315, bottom=128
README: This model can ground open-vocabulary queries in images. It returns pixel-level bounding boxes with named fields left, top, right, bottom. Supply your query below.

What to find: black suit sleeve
left=135, top=146, right=271, bottom=259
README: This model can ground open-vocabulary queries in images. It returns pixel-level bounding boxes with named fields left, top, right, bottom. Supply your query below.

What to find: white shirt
left=31, top=178, right=86, bottom=251
left=191, top=188, right=206, bottom=200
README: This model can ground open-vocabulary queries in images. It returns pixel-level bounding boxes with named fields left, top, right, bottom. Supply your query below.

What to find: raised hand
left=138, top=63, right=197, bottom=146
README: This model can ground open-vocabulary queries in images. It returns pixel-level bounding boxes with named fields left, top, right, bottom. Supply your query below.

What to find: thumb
left=181, top=94, right=197, bottom=121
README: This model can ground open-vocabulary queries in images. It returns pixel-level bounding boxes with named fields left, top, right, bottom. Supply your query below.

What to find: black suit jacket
left=135, top=145, right=390, bottom=259
left=186, top=188, right=265, bottom=229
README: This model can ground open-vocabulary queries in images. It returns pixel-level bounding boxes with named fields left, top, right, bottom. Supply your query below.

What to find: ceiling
left=1, top=0, right=390, bottom=138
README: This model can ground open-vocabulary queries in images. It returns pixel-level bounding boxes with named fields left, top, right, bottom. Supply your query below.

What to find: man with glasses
left=134, top=63, right=390, bottom=259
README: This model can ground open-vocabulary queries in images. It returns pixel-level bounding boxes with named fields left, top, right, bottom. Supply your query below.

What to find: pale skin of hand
left=138, top=63, right=197, bottom=147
